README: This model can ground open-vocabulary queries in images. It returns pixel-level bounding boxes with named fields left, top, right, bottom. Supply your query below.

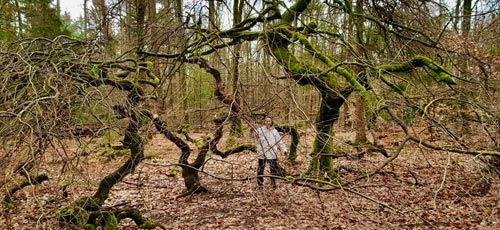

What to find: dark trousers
left=257, top=159, right=278, bottom=187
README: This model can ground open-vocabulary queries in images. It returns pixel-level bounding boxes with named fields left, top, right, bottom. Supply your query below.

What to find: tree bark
left=229, top=0, right=245, bottom=136
left=463, top=0, right=472, bottom=36
left=136, top=0, right=147, bottom=49
left=352, top=0, right=368, bottom=143
left=265, top=0, right=361, bottom=177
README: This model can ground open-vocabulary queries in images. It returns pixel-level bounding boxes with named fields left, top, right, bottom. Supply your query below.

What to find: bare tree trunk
left=136, top=0, right=147, bottom=49
left=351, top=0, right=368, bottom=143
left=172, top=0, right=189, bottom=123
left=84, top=0, right=88, bottom=38
left=463, top=0, right=472, bottom=36
left=14, top=0, right=22, bottom=35
left=56, top=0, right=60, bottom=16
left=94, top=0, right=111, bottom=49
left=453, top=0, right=461, bottom=32
left=229, top=0, right=245, bottom=136
left=353, top=96, right=367, bottom=143
left=208, top=0, right=215, bottom=29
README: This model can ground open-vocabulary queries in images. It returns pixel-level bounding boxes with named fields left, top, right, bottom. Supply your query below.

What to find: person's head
left=264, top=116, right=273, bottom=128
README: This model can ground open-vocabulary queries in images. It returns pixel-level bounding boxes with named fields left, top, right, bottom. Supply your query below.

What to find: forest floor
left=1, top=125, right=500, bottom=230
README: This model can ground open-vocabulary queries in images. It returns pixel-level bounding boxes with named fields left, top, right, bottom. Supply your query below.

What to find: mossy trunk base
left=305, top=155, right=338, bottom=180
left=178, top=167, right=208, bottom=198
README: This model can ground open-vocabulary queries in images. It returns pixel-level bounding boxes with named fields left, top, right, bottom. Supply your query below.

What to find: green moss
left=304, top=20, right=318, bottom=33
left=378, top=62, right=414, bottom=73
left=144, top=61, right=154, bottom=69
left=225, top=136, right=237, bottom=146
left=307, top=154, right=334, bottom=175
left=436, top=72, right=455, bottom=84
left=280, top=0, right=310, bottom=24
left=103, top=214, right=118, bottom=230
left=239, top=31, right=261, bottom=41
left=56, top=205, right=89, bottom=227
left=414, top=55, right=455, bottom=84
left=486, top=46, right=500, bottom=56
left=57, top=198, right=121, bottom=228
left=84, top=223, right=97, bottom=230
left=377, top=56, right=455, bottom=88
left=75, top=197, right=101, bottom=210
left=2, top=198, right=14, bottom=209
left=170, top=168, right=178, bottom=177
left=140, top=221, right=160, bottom=229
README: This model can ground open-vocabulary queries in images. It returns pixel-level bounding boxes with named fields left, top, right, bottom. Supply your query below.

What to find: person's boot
left=257, top=178, right=263, bottom=190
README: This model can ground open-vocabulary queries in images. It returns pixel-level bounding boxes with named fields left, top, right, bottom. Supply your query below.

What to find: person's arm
left=273, top=129, right=288, bottom=154
left=249, top=127, right=258, bottom=138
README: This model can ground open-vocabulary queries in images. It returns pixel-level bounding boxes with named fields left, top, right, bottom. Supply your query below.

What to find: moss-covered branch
left=280, top=0, right=312, bottom=24
left=151, top=117, right=191, bottom=165
left=56, top=114, right=148, bottom=228
left=3, top=174, right=48, bottom=209
left=174, top=117, right=227, bottom=198
left=378, top=55, right=455, bottom=85
left=138, top=30, right=262, bottom=59
left=92, top=121, right=144, bottom=206
left=307, top=88, right=355, bottom=177
left=213, top=143, right=256, bottom=158
left=115, top=209, right=165, bottom=229
left=295, top=26, right=366, bottom=92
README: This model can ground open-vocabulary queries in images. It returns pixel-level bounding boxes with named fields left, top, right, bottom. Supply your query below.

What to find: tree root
left=176, top=185, right=209, bottom=199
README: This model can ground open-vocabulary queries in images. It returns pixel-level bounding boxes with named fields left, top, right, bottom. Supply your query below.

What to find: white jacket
left=251, top=126, right=287, bottom=160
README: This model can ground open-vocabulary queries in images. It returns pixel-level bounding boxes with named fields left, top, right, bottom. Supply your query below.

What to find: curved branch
left=185, top=57, right=242, bottom=113
left=213, top=143, right=256, bottom=158
left=378, top=55, right=455, bottom=85
left=151, top=117, right=191, bottom=164
left=115, top=209, right=166, bottom=229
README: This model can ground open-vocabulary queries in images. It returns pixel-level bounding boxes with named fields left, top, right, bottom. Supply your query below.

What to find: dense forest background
left=1, top=0, right=499, bottom=229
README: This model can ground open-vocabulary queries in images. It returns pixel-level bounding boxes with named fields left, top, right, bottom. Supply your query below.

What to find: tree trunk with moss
left=274, top=124, right=299, bottom=162
left=56, top=111, right=163, bottom=229
left=306, top=89, right=353, bottom=177
left=139, top=0, right=457, bottom=183
left=352, top=0, right=369, bottom=144
left=229, top=0, right=245, bottom=136
left=54, top=58, right=164, bottom=229
left=56, top=110, right=164, bottom=229
left=92, top=120, right=144, bottom=205
left=151, top=112, right=227, bottom=197
left=264, top=0, right=362, bottom=177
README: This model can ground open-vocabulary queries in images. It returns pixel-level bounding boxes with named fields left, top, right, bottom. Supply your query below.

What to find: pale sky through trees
left=59, top=0, right=84, bottom=19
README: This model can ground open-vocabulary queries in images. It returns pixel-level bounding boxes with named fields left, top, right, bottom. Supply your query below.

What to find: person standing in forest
left=250, top=116, right=288, bottom=189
